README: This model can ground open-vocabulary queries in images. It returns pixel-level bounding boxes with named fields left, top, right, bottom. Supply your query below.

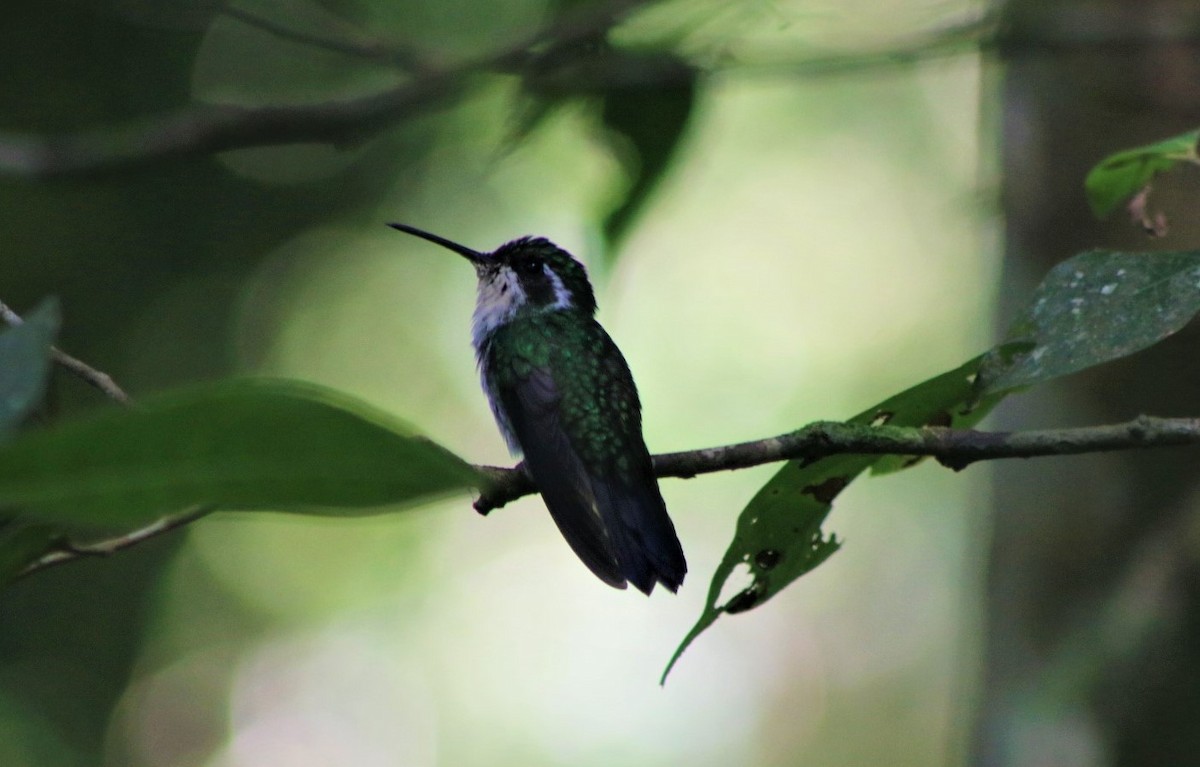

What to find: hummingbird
left=389, top=223, right=686, bottom=594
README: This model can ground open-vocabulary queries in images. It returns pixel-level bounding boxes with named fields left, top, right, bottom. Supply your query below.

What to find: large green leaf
left=1085, top=129, right=1199, bottom=218
left=0, top=298, right=60, bottom=438
left=978, top=250, right=1200, bottom=395
left=668, top=247, right=1200, bottom=679
left=664, top=357, right=1002, bottom=681
left=0, top=379, right=481, bottom=527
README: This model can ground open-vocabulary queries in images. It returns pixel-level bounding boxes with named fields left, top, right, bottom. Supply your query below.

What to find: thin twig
left=473, top=415, right=1200, bottom=512
left=49, top=350, right=132, bottom=405
left=2, top=299, right=191, bottom=581
left=0, top=300, right=133, bottom=405
left=16, top=506, right=212, bottom=579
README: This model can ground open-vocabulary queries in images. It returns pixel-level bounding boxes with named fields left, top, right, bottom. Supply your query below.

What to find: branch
left=2, top=299, right=206, bottom=578
left=0, top=0, right=649, bottom=179
left=0, top=7, right=997, bottom=179
left=472, top=415, right=1200, bottom=512
left=4, top=5, right=1200, bottom=179
left=16, top=506, right=212, bottom=579
left=0, top=299, right=133, bottom=405
left=0, top=79, right=461, bottom=178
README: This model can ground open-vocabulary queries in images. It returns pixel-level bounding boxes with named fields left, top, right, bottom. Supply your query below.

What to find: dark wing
left=491, top=318, right=685, bottom=594
left=497, top=366, right=627, bottom=589
left=580, top=330, right=686, bottom=594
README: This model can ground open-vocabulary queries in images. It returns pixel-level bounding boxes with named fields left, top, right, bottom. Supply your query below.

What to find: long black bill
left=387, top=223, right=488, bottom=265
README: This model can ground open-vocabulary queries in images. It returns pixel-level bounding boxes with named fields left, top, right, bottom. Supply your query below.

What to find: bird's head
left=389, top=224, right=598, bottom=339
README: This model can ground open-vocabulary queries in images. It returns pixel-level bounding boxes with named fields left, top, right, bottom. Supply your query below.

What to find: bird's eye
left=519, top=258, right=544, bottom=275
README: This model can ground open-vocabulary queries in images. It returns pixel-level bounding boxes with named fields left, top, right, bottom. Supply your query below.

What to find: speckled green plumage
left=485, top=311, right=647, bottom=485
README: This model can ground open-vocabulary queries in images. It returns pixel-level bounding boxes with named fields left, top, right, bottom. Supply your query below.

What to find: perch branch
left=472, top=415, right=1200, bottom=512
left=7, top=305, right=1200, bottom=575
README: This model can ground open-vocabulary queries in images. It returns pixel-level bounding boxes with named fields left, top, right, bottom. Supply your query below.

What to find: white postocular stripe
left=543, top=263, right=574, bottom=311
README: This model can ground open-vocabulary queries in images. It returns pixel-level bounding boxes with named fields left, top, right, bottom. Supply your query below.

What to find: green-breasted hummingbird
left=389, top=223, right=686, bottom=594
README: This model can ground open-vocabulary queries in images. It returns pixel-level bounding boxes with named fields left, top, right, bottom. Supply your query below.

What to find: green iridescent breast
left=483, top=311, right=647, bottom=482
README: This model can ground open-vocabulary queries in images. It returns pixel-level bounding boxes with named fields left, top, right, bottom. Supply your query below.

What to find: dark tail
left=590, top=474, right=686, bottom=594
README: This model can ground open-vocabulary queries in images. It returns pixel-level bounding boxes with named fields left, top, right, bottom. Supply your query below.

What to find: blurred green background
left=1, top=0, right=994, bottom=764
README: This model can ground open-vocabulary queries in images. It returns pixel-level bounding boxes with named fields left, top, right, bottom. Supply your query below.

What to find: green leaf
left=0, top=298, right=60, bottom=438
left=0, top=379, right=481, bottom=527
left=668, top=246, right=1200, bottom=679
left=1084, top=129, right=1199, bottom=218
left=664, top=357, right=1003, bottom=682
left=599, top=53, right=697, bottom=259
left=978, top=250, right=1200, bottom=395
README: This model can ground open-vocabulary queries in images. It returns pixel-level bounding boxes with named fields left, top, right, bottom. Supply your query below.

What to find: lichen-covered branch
left=7, top=294, right=1200, bottom=576
left=472, top=415, right=1200, bottom=512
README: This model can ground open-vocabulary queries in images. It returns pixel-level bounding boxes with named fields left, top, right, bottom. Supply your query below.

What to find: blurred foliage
left=1085, top=128, right=1200, bottom=218
left=668, top=246, right=1200, bottom=676
left=666, top=355, right=998, bottom=680
left=0, top=1, right=443, bottom=762
left=11, top=0, right=1171, bottom=763
left=598, top=52, right=697, bottom=258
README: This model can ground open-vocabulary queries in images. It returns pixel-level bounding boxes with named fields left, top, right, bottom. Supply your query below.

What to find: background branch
left=16, top=506, right=212, bottom=579
left=3, top=300, right=203, bottom=578
left=0, top=0, right=648, bottom=179
left=0, top=8, right=993, bottom=180
left=0, top=299, right=133, bottom=405
left=218, top=6, right=432, bottom=72
left=3, top=5, right=1200, bottom=179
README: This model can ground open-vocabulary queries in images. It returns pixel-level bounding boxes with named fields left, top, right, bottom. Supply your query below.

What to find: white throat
left=470, top=263, right=576, bottom=351
left=471, top=266, right=525, bottom=350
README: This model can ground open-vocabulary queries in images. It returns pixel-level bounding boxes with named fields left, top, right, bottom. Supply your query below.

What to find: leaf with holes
left=664, top=357, right=1002, bottom=682
left=978, top=250, right=1200, bottom=395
